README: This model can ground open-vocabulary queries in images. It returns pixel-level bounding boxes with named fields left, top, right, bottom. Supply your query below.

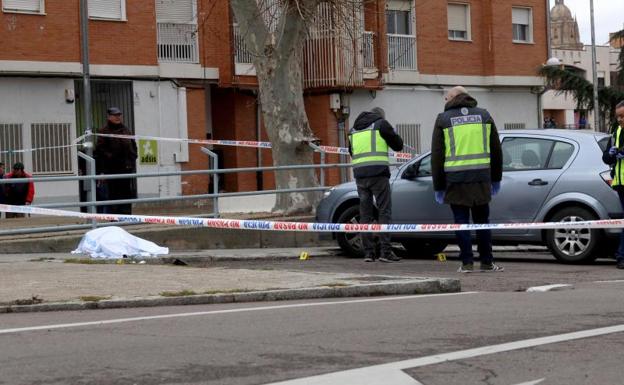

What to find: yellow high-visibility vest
left=613, top=126, right=623, bottom=187
left=349, top=123, right=389, bottom=168
left=443, top=114, right=491, bottom=172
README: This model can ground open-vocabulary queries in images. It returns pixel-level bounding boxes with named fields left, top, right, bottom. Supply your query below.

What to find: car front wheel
left=335, top=205, right=365, bottom=258
left=545, top=207, right=601, bottom=264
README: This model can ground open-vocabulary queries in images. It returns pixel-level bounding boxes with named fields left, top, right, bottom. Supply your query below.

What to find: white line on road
left=513, top=379, right=546, bottom=385
left=0, top=292, right=477, bottom=335
left=526, top=284, right=573, bottom=292
left=264, top=325, right=624, bottom=385
left=594, top=279, right=624, bottom=284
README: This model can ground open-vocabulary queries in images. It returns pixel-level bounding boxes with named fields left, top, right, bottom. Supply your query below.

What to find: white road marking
left=264, top=324, right=624, bottom=385
left=594, top=279, right=624, bottom=284
left=0, top=292, right=477, bottom=335
left=526, top=284, right=573, bottom=292
left=513, top=379, right=546, bottom=385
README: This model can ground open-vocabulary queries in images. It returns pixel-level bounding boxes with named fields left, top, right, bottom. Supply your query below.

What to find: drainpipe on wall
left=79, top=0, right=95, bottom=214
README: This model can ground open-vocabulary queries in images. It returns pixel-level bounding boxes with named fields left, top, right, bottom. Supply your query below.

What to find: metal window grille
left=0, top=123, right=24, bottom=168
left=504, top=123, right=526, bottom=130
left=362, top=31, right=375, bottom=68
left=31, top=123, right=72, bottom=175
left=387, top=34, right=416, bottom=70
left=395, top=123, right=421, bottom=153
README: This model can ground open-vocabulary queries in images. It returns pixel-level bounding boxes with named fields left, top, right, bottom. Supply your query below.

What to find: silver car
left=316, top=129, right=621, bottom=263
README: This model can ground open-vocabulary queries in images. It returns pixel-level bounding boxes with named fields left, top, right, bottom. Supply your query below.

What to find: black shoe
left=379, top=252, right=401, bottom=263
left=617, top=260, right=624, bottom=269
left=364, top=255, right=376, bottom=262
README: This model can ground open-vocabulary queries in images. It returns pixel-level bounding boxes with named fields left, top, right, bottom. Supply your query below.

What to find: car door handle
left=528, top=179, right=548, bottom=186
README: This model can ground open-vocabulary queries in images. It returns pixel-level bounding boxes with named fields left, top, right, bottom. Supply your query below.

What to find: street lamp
left=589, top=0, right=600, bottom=132
left=537, top=57, right=563, bottom=128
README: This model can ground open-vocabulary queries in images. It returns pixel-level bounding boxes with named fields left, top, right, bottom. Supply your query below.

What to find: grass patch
left=80, top=295, right=111, bottom=302
left=160, top=290, right=197, bottom=297
left=202, top=288, right=251, bottom=295
left=30, top=257, right=56, bottom=262
left=64, top=258, right=109, bottom=264
left=12, top=295, right=43, bottom=305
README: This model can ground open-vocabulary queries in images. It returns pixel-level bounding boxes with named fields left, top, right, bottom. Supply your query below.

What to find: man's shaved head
left=445, top=86, right=468, bottom=102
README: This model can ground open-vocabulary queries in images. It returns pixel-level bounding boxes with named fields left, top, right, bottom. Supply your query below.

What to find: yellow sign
left=139, top=139, right=158, bottom=165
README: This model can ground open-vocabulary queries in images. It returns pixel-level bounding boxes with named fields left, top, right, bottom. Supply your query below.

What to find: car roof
left=501, top=129, right=610, bottom=140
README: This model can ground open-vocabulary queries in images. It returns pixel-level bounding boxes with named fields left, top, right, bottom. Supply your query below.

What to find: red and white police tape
left=2, top=204, right=624, bottom=233
left=81, top=133, right=415, bottom=160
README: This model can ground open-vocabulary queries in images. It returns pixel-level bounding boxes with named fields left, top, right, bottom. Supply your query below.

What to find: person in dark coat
left=348, top=107, right=404, bottom=262
left=4, top=162, right=35, bottom=218
left=0, top=162, right=5, bottom=205
left=431, top=86, right=503, bottom=273
left=93, top=107, right=137, bottom=215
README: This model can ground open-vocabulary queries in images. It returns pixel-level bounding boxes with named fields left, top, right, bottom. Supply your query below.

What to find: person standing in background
left=94, top=107, right=137, bottom=215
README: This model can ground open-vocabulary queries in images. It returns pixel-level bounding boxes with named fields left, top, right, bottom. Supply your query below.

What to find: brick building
left=0, top=0, right=547, bottom=205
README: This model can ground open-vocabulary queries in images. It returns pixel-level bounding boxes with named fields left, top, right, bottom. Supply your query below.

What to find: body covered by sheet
left=72, top=226, right=169, bottom=259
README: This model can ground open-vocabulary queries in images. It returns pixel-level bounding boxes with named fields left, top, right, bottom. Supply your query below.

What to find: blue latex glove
left=617, top=153, right=624, bottom=160
left=434, top=190, right=445, bottom=204
left=609, top=146, right=618, bottom=156
left=491, top=182, right=501, bottom=196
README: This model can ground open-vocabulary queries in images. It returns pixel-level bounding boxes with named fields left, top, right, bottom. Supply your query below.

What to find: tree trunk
left=256, top=53, right=321, bottom=214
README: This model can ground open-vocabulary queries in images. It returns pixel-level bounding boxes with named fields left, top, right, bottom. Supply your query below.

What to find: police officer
left=349, top=107, right=404, bottom=262
left=602, top=100, right=624, bottom=269
left=431, top=86, right=503, bottom=273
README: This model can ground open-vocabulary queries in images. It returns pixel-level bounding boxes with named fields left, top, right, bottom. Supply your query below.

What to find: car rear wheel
left=335, top=205, right=365, bottom=258
left=400, top=239, right=448, bottom=259
left=545, top=207, right=600, bottom=264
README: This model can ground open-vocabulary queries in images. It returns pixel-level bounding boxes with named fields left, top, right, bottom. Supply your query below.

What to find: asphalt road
left=2, top=250, right=624, bottom=385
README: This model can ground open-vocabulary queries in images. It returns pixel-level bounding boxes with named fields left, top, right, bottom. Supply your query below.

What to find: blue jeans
left=450, top=204, right=493, bottom=265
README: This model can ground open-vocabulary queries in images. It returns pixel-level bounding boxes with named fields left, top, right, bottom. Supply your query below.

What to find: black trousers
left=356, top=176, right=392, bottom=257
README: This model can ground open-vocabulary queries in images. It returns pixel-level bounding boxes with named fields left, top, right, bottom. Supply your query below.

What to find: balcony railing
left=362, top=31, right=375, bottom=68
left=157, top=22, right=199, bottom=63
left=387, top=33, right=416, bottom=70
left=233, top=24, right=254, bottom=64
left=233, top=26, right=373, bottom=88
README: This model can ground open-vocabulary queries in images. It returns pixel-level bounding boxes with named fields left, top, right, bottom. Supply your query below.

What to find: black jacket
left=94, top=123, right=138, bottom=175
left=431, top=94, right=503, bottom=206
left=602, top=127, right=624, bottom=191
left=348, top=111, right=404, bottom=179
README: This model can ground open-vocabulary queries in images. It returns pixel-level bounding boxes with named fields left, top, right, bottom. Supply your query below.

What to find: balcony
left=233, top=26, right=374, bottom=88
left=157, top=22, right=199, bottom=63
left=387, top=33, right=416, bottom=70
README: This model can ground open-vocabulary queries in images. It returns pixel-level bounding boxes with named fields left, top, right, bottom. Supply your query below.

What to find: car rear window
left=597, top=135, right=611, bottom=152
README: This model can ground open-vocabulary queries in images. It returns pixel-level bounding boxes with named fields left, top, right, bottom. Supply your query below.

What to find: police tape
left=2, top=204, right=624, bottom=233
left=0, top=143, right=79, bottom=155
left=82, top=133, right=415, bottom=160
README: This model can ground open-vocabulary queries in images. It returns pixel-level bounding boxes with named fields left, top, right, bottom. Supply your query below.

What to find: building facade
left=0, top=0, right=548, bottom=206
left=542, top=0, right=621, bottom=129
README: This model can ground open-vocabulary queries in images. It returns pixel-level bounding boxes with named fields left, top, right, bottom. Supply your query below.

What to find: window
left=89, top=0, right=125, bottom=20
left=547, top=141, right=574, bottom=169
left=503, top=123, right=526, bottom=130
left=387, top=10, right=411, bottom=35
left=447, top=3, right=470, bottom=41
left=0, top=123, right=24, bottom=168
left=395, top=123, right=421, bottom=153
left=31, top=123, right=72, bottom=175
left=2, top=0, right=44, bottom=14
left=512, top=7, right=532, bottom=43
left=501, top=137, right=552, bottom=171
left=156, top=0, right=195, bottom=23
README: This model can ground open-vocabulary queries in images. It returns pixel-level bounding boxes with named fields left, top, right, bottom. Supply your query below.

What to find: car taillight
left=600, top=170, right=613, bottom=186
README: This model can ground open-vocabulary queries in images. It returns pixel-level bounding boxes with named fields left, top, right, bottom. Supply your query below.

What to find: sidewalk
left=0, top=248, right=460, bottom=313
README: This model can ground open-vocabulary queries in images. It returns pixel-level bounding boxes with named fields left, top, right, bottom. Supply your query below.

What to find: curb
left=0, top=278, right=460, bottom=314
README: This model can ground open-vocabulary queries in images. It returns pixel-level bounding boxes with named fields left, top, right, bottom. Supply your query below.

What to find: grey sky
left=550, top=0, right=624, bottom=45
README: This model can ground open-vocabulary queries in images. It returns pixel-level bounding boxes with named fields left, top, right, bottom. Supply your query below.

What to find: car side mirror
left=402, top=161, right=421, bottom=180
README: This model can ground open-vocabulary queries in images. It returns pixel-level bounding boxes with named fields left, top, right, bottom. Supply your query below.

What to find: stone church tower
left=550, top=0, right=583, bottom=50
